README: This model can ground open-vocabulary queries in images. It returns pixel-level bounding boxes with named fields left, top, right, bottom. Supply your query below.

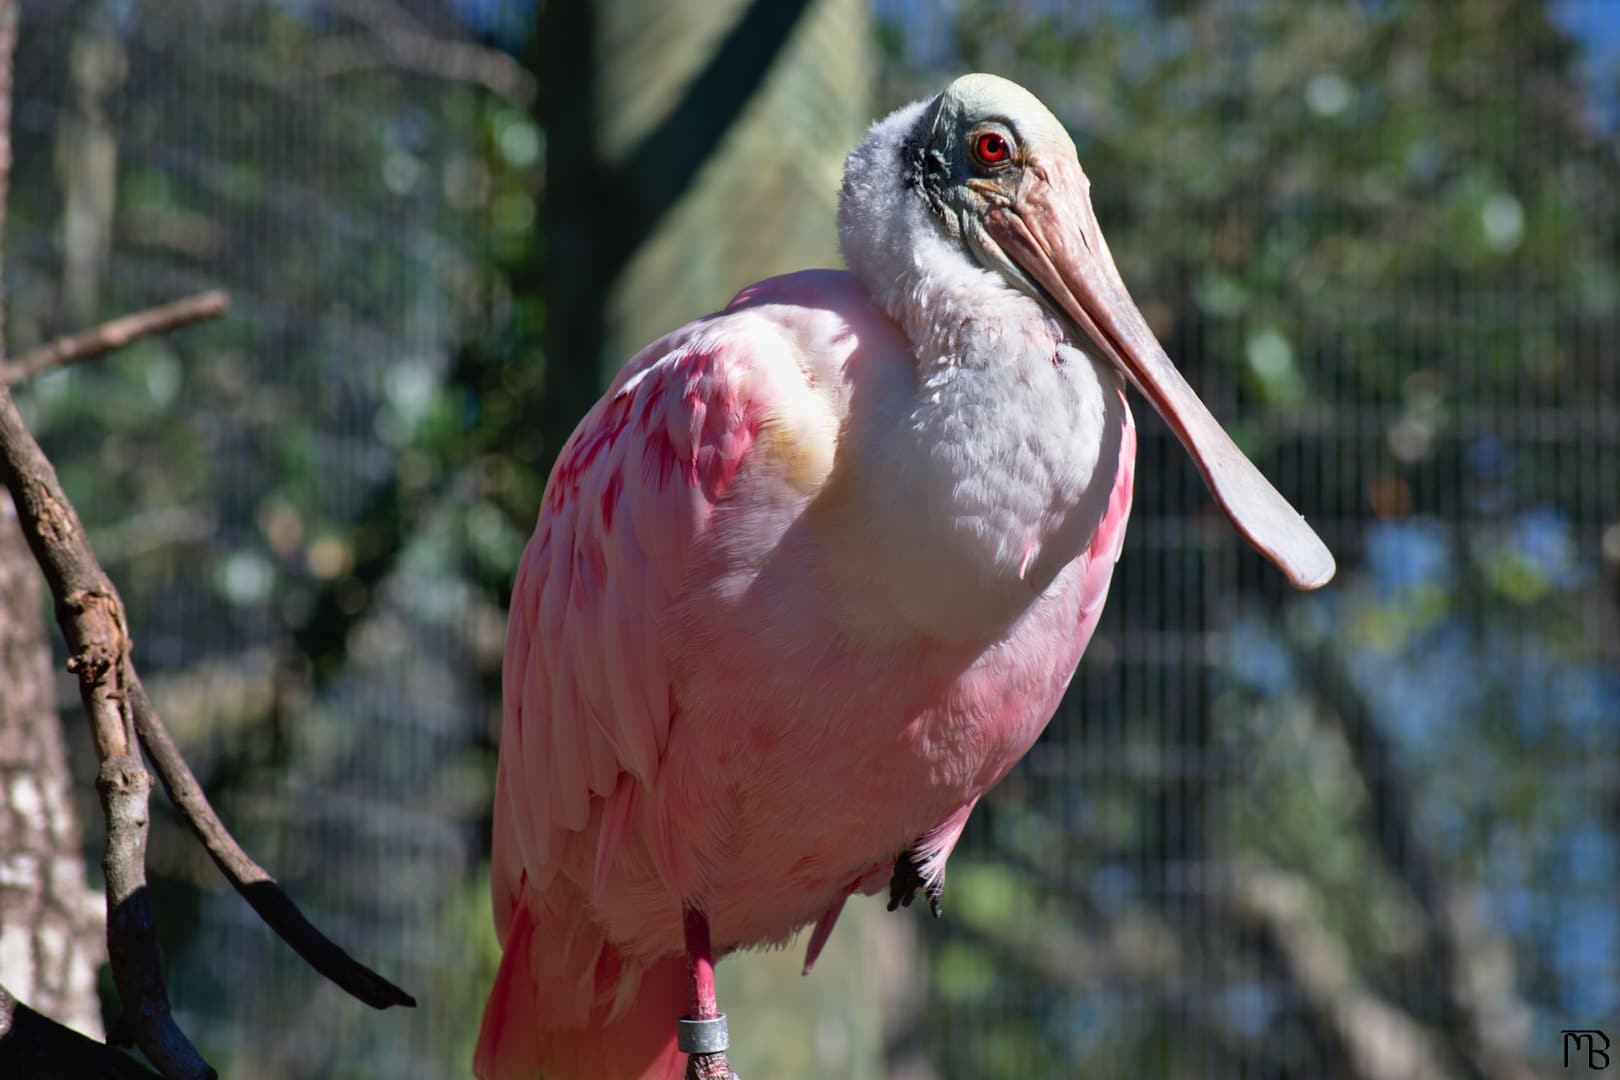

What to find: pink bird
left=475, top=74, right=1333, bottom=1080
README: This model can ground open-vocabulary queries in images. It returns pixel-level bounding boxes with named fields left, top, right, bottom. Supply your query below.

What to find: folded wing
left=490, top=327, right=792, bottom=941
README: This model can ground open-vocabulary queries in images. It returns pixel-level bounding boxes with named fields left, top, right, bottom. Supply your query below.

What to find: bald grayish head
left=838, top=74, right=1337, bottom=591
left=904, top=73, right=1078, bottom=222
left=839, top=74, right=1076, bottom=318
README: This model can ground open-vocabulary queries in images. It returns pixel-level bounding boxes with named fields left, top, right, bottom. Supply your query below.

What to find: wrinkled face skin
left=904, top=74, right=1337, bottom=592
left=902, top=74, right=1081, bottom=307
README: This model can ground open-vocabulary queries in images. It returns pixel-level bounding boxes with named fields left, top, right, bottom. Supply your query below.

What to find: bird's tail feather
left=474, top=901, right=688, bottom=1080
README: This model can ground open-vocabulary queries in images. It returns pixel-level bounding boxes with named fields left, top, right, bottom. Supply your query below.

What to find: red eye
left=975, top=132, right=1010, bottom=164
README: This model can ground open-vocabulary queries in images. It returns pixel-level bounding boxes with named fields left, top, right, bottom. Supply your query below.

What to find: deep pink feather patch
left=600, top=470, right=623, bottom=532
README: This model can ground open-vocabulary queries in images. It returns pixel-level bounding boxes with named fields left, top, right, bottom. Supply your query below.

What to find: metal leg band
left=677, top=1014, right=729, bottom=1054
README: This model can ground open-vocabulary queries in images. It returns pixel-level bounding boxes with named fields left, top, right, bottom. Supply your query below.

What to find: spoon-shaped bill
left=986, top=157, right=1335, bottom=591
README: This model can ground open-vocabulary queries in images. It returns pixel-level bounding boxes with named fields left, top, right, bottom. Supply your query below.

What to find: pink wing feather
left=491, top=332, right=767, bottom=940
left=480, top=331, right=774, bottom=1080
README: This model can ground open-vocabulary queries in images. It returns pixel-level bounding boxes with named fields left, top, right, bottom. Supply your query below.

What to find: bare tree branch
left=1300, top=647, right=1537, bottom=1080
left=311, top=0, right=536, bottom=108
left=0, top=8, right=164, bottom=1075
left=1224, top=866, right=1457, bottom=1080
left=0, top=290, right=228, bottom=385
left=0, top=982, right=163, bottom=1079
left=99, top=756, right=211, bottom=1080
left=0, top=400, right=137, bottom=765
left=336, top=0, right=432, bottom=33
left=0, top=381, right=415, bottom=1008
left=129, top=679, right=416, bottom=1010
left=0, top=377, right=211, bottom=1077
left=0, top=2, right=411, bottom=1074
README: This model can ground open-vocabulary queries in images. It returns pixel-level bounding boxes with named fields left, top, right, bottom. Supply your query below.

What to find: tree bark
left=0, top=490, right=105, bottom=1040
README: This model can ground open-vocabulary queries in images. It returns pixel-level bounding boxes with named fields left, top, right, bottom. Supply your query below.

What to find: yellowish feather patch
left=754, top=403, right=838, bottom=495
left=731, top=314, right=842, bottom=497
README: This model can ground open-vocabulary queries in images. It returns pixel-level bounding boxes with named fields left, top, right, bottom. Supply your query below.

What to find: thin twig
left=309, top=35, right=536, bottom=108
left=312, top=0, right=535, bottom=108
left=129, top=679, right=416, bottom=1010
left=0, top=982, right=163, bottom=1079
left=0, top=290, right=228, bottom=385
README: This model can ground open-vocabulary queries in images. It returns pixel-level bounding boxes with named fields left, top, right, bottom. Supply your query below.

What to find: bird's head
left=840, top=74, right=1335, bottom=591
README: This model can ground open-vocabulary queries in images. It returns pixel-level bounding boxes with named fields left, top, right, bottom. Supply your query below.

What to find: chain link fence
left=7, top=1, right=1618, bottom=1077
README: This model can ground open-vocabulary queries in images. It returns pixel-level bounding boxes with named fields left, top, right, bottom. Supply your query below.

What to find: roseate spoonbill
left=475, top=73, right=1333, bottom=1080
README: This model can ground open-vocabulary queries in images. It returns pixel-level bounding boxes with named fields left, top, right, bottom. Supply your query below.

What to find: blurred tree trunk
left=0, top=491, right=104, bottom=1038
left=54, top=2, right=124, bottom=326
left=0, top=0, right=106, bottom=1040
left=538, top=0, right=871, bottom=450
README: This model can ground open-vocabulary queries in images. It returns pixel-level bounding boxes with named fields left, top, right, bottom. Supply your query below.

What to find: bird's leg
left=887, top=843, right=944, bottom=918
left=680, top=906, right=738, bottom=1080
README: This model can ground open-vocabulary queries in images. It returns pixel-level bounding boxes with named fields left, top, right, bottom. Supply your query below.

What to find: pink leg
left=681, top=907, right=737, bottom=1080
left=683, top=906, right=719, bottom=1021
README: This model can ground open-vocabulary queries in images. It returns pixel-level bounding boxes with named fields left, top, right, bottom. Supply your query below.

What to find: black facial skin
left=901, top=132, right=952, bottom=223
left=901, top=99, right=1027, bottom=245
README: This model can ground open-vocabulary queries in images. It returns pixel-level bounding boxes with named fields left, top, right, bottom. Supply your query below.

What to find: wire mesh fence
left=6, top=1, right=1618, bottom=1077
left=13, top=2, right=500, bottom=1075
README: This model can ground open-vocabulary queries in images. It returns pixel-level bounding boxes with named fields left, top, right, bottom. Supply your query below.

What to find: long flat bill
left=987, top=157, right=1335, bottom=591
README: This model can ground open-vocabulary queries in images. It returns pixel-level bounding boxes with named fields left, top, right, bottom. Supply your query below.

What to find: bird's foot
left=685, top=1049, right=739, bottom=1080
left=887, top=844, right=944, bottom=918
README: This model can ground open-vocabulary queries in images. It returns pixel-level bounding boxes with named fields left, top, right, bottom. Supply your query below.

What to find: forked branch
left=0, top=362, right=412, bottom=1077
left=0, top=384, right=213, bottom=1077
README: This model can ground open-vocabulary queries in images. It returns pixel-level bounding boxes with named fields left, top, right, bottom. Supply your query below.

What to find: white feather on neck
left=824, top=98, right=1128, bottom=643
left=837, top=98, right=1065, bottom=373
